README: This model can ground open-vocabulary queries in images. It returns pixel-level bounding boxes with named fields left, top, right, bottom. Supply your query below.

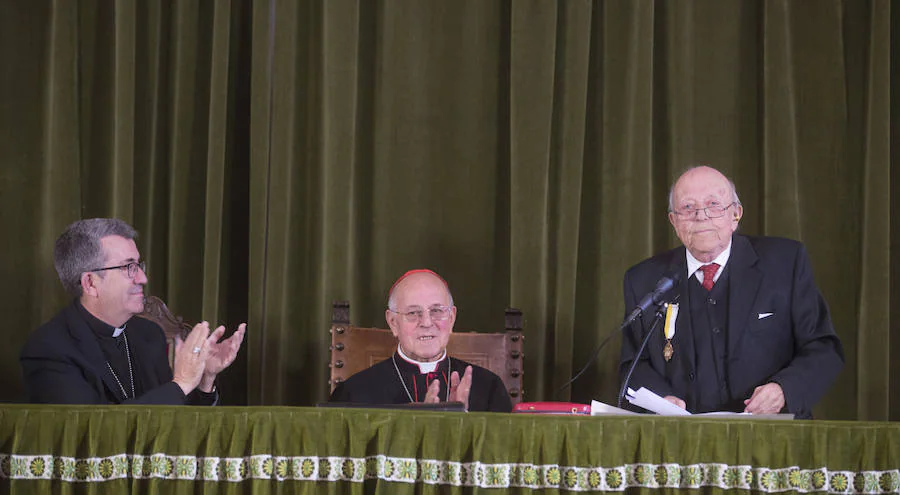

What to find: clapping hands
left=172, top=322, right=246, bottom=394
left=424, top=365, right=473, bottom=410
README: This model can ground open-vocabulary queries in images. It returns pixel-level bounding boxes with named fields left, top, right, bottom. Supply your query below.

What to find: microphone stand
left=557, top=289, right=678, bottom=400
left=557, top=300, right=669, bottom=398
left=556, top=326, right=621, bottom=397
left=617, top=305, right=667, bottom=409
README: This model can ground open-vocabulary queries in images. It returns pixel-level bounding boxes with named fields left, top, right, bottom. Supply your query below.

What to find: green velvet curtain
left=0, top=0, right=892, bottom=420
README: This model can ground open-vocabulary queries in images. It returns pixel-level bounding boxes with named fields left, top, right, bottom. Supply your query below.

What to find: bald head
left=667, top=166, right=743, bottom=262
left=387, top=270, right=454, bottom=310
left=668, top=166, right=741, bottom=212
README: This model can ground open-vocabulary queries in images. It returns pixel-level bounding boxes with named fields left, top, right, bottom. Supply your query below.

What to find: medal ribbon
left=663, top=303, right=678, bottom=339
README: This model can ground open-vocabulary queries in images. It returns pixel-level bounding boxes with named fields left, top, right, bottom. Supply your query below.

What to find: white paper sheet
left=623, top=387, right=794, bottom=419
left=590, top=400, right=640, bottom=415
left=626, top=387, right=691, bottom=416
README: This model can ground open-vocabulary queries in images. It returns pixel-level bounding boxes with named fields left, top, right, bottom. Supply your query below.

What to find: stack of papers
left=626, top=387, right=692, bottom=416
left=589, top=400, right=638, bottom=415
left=589, top=387, right=794, bottom=419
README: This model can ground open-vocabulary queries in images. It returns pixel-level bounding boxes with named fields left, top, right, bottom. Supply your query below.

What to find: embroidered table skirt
left=1, top=405, right=898, bottom=493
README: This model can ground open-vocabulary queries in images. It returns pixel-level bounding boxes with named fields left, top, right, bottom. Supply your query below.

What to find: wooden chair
left=329, top=301, right=525, bottom=405
left=137, top=296, right=191, bottom=368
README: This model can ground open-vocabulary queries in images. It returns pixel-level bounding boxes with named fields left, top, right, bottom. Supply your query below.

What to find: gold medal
left=663, top=341, right=674, bottom=361
left=662, top=303, right=678, bottom=362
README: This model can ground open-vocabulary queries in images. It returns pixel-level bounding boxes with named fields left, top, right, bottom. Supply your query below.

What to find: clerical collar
left=396, top=346, right=447, bottom=373
left=75, top=300, right=128, bottom=339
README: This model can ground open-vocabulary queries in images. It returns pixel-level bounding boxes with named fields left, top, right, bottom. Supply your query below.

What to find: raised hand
left=423, top=379, right=442, bottom=403
left=172, top=322, right=211, bottom=394
left=448, top=365, right=473, bottom=410
left=421, top=365, right=473, bottom=409
left=198, top=323, right=246, bottom=392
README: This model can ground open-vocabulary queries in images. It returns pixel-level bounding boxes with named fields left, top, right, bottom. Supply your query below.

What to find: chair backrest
left=329, top=301, right=525, bottom=404
left=137, top=296, right=191, bottom=368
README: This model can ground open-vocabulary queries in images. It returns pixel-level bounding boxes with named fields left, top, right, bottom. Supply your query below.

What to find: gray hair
left=54, top=218, right=138, bottom=297
left=667, top=166, right=742, bottom=212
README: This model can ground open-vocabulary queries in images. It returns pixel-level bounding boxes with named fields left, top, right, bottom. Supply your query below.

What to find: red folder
left=512, top=402, right=591, bottom=415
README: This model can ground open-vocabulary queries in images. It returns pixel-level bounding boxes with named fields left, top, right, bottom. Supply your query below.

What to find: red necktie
left=700, top=263, right=720, bottom=291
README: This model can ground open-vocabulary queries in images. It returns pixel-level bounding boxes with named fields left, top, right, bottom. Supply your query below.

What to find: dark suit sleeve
left=330, top=382, right=351, bottom=402
left=484, top=372, right=513, bottom=413
left=186, top=389, right=219, bottom=405
left=21, top=338, right=110, bottom=404
left=768, top=245, right=844, bottom=415
left=328, top=364, right=386, bottom=404
left=619, top=270, right=676, bottom=399
left=128, top=383, right=188, bottom=405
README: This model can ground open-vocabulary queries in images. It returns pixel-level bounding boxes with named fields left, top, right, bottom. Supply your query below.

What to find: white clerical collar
left=685, top=239, right=733, bottom=284
left=112, top=325, right=126, bottom=338
left=397, top=346, right=446, bottom=373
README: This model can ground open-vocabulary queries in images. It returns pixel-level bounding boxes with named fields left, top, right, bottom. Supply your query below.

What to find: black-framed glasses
left=388, top=305, right=452, bottom=323
left=90, top=261, right=146, bottom=279
left=670, top=202, right=737, bottom=219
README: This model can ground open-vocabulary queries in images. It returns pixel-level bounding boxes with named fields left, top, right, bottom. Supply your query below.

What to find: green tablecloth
left=0, top=405, right=897, bottom=493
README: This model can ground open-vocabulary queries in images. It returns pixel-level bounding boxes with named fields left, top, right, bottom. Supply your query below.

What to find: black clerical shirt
left=76, top=301, right=141, bottom=402
left=73, top=301, right=216, bottom=405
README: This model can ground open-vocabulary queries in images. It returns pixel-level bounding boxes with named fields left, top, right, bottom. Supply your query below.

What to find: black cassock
left=330, top=351, right=512, bottom=413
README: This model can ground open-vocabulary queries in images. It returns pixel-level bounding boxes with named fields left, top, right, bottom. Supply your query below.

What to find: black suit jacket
left=21, top=301, right=210, bottom=405
left=620, top=235, right=844, bottom=418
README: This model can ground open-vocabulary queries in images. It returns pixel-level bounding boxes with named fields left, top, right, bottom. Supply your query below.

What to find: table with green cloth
left=0, top=404, right=897, bottom=493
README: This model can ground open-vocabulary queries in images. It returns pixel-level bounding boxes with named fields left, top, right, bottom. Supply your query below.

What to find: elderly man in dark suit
left=21, top=218, right=245, bottom=404
left=620, top=166, right=844, bottom=418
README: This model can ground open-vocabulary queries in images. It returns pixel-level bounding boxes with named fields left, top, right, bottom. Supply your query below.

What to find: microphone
left=616, top=269, right=681, bottom=408
left=556, top=269, right=682, bottom=399
left=622, top=270, right=682, bottom=327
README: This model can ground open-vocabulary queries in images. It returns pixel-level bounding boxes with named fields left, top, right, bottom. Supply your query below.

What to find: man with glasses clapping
left=329, top=269, right=512, bottom=412
left=21, top=218, right=245, bottom=404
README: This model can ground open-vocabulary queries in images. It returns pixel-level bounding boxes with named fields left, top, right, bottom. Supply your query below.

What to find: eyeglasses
left=388, top=306, right=452, bottom=323
left=670, top=202, right=736, bottom=219
left=90, top=261, right=146, bottom=279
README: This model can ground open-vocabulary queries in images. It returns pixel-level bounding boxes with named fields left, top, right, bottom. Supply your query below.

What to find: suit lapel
left=64, top=304, right=125, bottom=401
left=669, top=250, right=696, bottom=380
left=728, top=235, right=763, bottom=356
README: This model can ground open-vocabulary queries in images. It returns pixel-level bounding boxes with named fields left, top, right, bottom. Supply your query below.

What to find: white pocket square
left=758, top=312, right=774, bottom=320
